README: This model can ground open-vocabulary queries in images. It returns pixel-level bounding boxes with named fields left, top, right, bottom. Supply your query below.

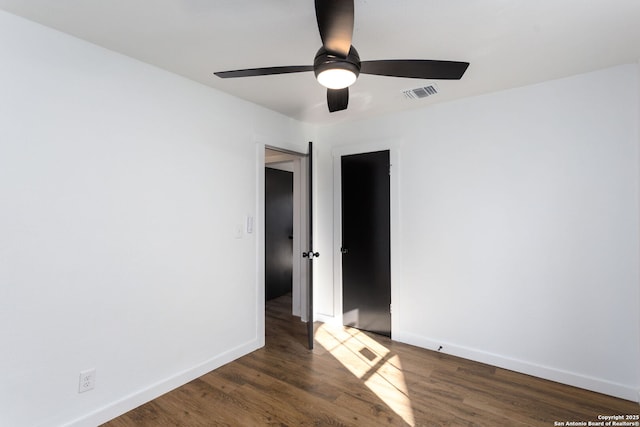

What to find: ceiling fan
left=214, top=0, right=469, bottom=113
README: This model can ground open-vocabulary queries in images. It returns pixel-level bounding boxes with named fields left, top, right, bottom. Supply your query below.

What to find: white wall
left=0, top=10, right=310, bottom=427
left=315, top=64, right=640, bottom=401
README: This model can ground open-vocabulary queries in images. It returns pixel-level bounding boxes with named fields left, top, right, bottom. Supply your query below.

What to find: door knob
left=303, top=251, right=320, bottom=259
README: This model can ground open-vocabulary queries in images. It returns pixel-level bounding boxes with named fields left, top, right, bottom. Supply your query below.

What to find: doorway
left=341, top=150, right=391, bottom=337
left=263, top=144, right=317, bottom=349
left=264, top=148, right=308, bottom=320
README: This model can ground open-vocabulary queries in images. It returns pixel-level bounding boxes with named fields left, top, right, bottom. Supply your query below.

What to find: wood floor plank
left=102, top=294, right=639, bottom=426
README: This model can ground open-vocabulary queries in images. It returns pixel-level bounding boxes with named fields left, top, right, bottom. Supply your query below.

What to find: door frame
left=330, top=141, right=401, bottom=336
left=255, top=136, right=310, bottom=347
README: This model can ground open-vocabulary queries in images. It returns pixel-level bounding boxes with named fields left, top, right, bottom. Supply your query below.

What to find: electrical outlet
left=78, top=368, right=96, bottom=393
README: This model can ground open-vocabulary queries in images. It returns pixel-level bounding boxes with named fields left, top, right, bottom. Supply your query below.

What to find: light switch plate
left=234, top=224, right=243, bottom=239
left=246, top=215, right=253, bottom=234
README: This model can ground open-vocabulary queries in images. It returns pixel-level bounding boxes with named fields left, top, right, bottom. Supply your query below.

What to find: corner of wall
left=637, top=58, right=640, bottom=405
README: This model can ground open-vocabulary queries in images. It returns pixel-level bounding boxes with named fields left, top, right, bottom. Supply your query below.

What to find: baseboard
left=62, top=338, right=263, bottom=427
left=393, top=331, right=639, bottom=403
left=315, top=313, right=341, bottom=326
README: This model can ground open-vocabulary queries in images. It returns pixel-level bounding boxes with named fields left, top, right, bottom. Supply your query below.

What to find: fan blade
left=327, top=87, right=348, bottom=112
left=315, top=0, right=354, bottom=58
left=360, top=60, right=469, bottom=80
left=214, top=65, right=313, bottom=79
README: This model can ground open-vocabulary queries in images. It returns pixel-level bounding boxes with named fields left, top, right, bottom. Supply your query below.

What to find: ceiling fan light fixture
left=313, top=46, right=361, bottom=90
left=316, top=68, right=357, bottom=89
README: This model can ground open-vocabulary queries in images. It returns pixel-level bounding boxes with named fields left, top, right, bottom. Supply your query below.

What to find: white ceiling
left=1, top=0, right=640, bottom=124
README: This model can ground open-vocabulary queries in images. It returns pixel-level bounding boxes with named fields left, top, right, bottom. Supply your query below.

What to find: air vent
left=402, top=84, right=439, bottom=99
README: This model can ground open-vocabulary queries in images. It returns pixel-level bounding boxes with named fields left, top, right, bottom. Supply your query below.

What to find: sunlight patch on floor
left=316, top=324, right=415, bottom=426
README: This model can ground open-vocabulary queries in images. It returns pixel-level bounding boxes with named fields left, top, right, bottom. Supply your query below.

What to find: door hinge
left=389, top=164, right=392, bottom=176
left=390, top=303, right=392, bottom=314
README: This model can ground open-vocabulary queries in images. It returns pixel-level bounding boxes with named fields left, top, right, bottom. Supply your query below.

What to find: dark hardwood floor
left=103, top=294, right=638, bottom=426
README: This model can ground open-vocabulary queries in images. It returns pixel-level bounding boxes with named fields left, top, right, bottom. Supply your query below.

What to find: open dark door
left=303, top=141, right=318, bottom=350
left=341, top=150, right=391, bottom=337
left=265, top=168, right=294, bottom=300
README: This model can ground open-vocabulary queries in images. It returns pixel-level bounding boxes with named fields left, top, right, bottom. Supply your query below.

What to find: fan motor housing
left=313, top=46, right=361, bottom=78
